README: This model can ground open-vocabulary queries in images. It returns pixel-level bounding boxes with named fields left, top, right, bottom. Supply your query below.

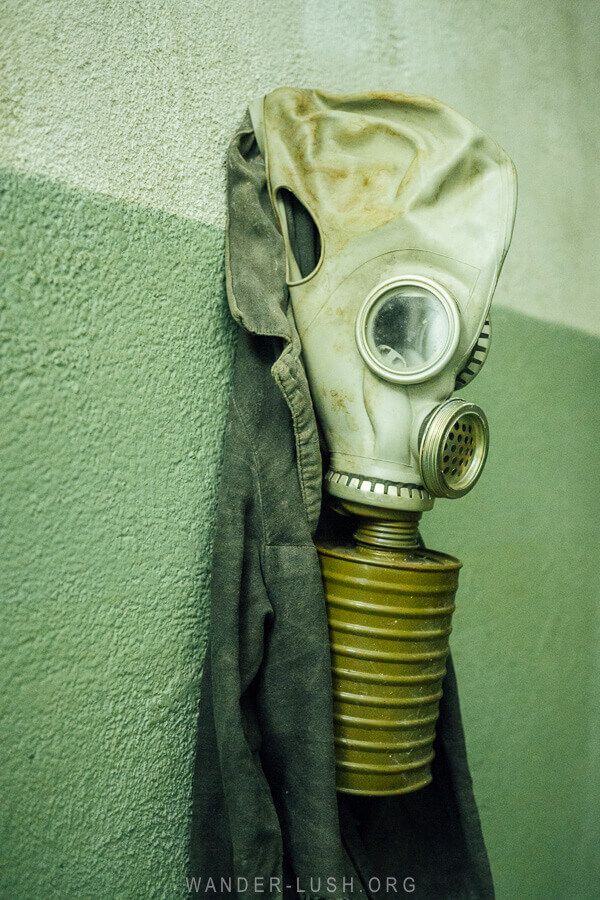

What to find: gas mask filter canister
left=251, top=88, right=517, bottom=794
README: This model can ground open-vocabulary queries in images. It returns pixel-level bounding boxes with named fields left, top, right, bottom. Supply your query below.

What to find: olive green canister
left=316, top=515, right=461, bottom=796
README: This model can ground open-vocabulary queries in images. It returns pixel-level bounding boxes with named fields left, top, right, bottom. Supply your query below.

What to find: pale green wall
left=425, top=311, right=600, bottom=899
left=0, top=171, right=234, bottom=898
left=1, top=2, right=599, bottom=899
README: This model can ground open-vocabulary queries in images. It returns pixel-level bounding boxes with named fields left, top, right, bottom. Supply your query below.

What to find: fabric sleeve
left=188, top=390, right=284, bottom=897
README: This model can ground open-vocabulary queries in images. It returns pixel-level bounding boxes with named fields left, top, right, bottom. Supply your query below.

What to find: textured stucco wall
left=3, top=0, right=600, bottom=336
left=0, top=171, right=234, bottom=897
left=1, top=2, right=599, bottom=899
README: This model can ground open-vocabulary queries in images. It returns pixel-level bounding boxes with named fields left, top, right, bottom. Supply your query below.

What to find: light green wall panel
left=0, top=170, right=234, bottom=899
left=425, top=308, right=600, bottom=899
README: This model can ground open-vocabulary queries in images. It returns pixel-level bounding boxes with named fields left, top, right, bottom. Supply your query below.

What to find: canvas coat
left=188, top=110, right=494, bottom=900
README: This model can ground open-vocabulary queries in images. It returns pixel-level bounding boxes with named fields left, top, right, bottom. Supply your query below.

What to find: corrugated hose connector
left=419, top=398, right=489, bottom=499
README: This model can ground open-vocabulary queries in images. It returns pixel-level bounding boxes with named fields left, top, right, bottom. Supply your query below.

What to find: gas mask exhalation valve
left=419, top=398, right=489, bottom=499
left=251, top=88, right=517, bottom=795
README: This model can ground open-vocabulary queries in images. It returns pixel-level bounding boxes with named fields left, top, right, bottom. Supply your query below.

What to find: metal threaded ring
left=419, top=399, right=489, bottom=499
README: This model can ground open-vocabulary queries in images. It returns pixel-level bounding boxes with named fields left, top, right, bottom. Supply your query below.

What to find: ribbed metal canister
left=316, top=526, right=461, bottom=795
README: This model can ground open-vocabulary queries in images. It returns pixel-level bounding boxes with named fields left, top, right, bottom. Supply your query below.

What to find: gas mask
left=251, top=89, right=517, bottom=795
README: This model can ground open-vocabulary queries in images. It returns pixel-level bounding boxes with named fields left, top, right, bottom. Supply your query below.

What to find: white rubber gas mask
left=250, top=89, right=517, bottom=512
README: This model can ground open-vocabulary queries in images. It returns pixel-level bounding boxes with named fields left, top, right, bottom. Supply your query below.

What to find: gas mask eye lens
left=370, top=288, right=448, bottom=371
left=357, top=278, right=460, bottom=384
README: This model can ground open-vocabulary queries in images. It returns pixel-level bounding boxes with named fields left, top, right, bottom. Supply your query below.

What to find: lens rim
left=355, top=276, right=460, bottom=384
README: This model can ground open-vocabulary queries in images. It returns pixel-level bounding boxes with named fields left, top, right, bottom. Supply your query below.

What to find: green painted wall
left=2, top=168, right=599, bottom=900
left=425, top=310, right=600, bottom=899
left=2, top=2, right=600, bottom=898
left=0, top=170, right=234, bottom=898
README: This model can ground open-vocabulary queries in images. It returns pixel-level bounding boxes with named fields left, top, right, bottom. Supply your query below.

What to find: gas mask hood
left=250, top=88, right=517, bottom=512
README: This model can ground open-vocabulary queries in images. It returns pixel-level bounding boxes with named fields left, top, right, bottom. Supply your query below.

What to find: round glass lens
left=365, top=284, right=451, bottom=375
